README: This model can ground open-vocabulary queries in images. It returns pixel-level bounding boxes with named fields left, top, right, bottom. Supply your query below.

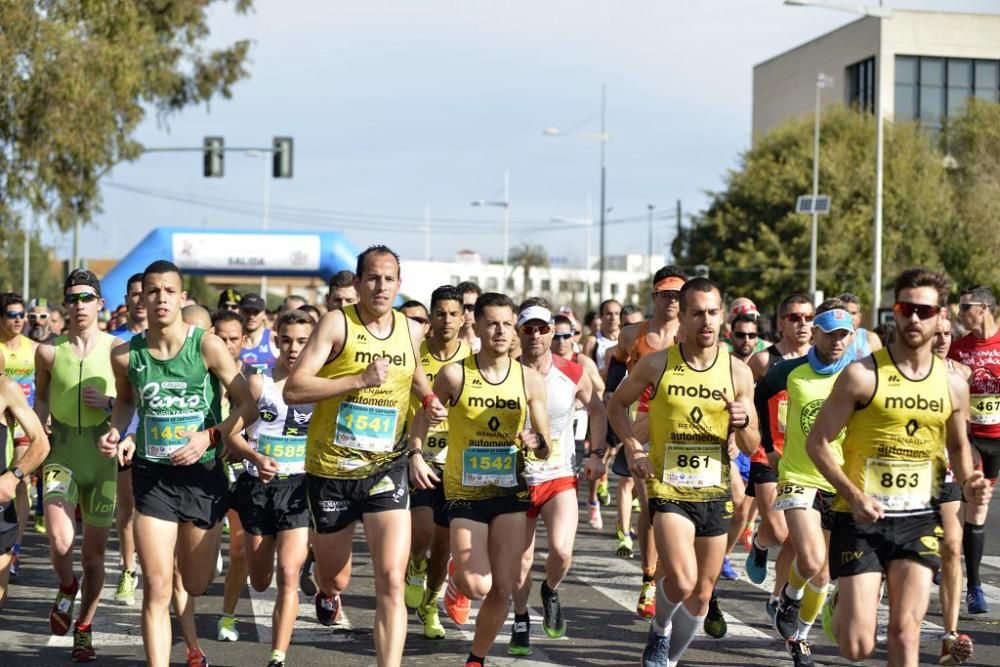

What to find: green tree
left=0, top=231, right=64, bottom=303
left=0, top=0, right=253, bottom=237
left=509, top=243, right=549, bottom=300
left=676, top=105, right=955, bottom=312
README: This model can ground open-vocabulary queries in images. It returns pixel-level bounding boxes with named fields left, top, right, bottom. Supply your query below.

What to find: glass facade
left=847, top=57, right=876, bottom=113
left=895, top=55, right=1000, bottom=130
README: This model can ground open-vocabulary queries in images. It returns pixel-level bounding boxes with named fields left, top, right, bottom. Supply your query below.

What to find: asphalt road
left=2, top=488, right=999, bottom=667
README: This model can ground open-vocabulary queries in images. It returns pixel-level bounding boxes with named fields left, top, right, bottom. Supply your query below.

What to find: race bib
left=145, top=412, right=203, bottom=461
left=970, top=394, right=1000, bottom=425
left=462, top=445, right=517, bottom=487
left=424, top=430, right=449, bottom=465
left=773, top=482, right=818, bottom=512
left=258, top=434, right=307, bottom=475
left=43, top=463, right=73, bottom=496
left=334, top=402, right=398, bottom=453
left=864, top=458, right=932, bottom=512
left=663, top=443, right=723, bottom=488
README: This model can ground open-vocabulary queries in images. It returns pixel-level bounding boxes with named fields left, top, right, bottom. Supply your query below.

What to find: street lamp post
left=544, top=83, right=609, bottom=300
left=809, top=73, right=835, bottom=298
left=784, top=0, right=892, bottom=327
left=471, top=169, right=511, bottom=289
left=647, top=204, right=655, bottom=273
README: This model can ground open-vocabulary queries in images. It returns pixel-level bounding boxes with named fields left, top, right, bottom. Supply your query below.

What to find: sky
left=58, top=0, right=1000, bottom=270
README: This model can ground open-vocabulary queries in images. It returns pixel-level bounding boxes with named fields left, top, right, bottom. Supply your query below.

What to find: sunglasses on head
left=894, top=302, right=940, bottom=320
left=407, top=315, right=428, bottom=325
left=552, top=332, right=573, bottom=340
left=959, top=302, right=985, bottom=312
left=28, top=313, right=48, bottom=320
left=652, top=289, right=681, bottom=300
left=4, top=311, right=25, bottom=320
left=783, top=312, right=814, bottom=323
left=463, top=304, right=476, bottom=312
left=733, top=331, right=758, bottom=340
left=519, top=324, right=551, bottom=336
left=64, top=292, right=99, bottom=306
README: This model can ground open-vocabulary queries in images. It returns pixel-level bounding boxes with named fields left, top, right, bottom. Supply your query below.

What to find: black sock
left=964, top=521, right=986, bottom=588
left=642, top=573, right=655, bottom=584
left=466, top=653, right=485, bottom=665
left=541, top=580, right=554, bottom=597
left=514, top=611, right=530, bottom=623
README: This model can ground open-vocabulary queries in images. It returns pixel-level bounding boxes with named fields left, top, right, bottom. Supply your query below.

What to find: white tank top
left=524, top=355, right=583, bottom=485
left=593, top=331, right=617, bottom=370
left=246, top=372, right=314, bottom=477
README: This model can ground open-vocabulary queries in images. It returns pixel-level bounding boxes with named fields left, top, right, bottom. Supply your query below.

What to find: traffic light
left=203, top=136, right=224, bottom=177
left=273, top=136, right=293, bottom=178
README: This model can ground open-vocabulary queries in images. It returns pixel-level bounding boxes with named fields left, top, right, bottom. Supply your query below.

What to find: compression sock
left=797, top=581, right=828, bottom=640
left=784, top=560, right=807, bottom=600
left=964, top=522, right=985, bottom=588
left=667, top=605, right=705, bottom=662
left=652, top=578, right=682, bottom=637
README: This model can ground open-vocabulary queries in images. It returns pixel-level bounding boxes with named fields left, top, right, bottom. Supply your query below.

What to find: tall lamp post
left=809, top=73, right=835, bottom=298
left=471, top=169, right=511, bottom=289
left=545, top=83, right=609, bottom=300
left=785, top=0, right=892, bottom=326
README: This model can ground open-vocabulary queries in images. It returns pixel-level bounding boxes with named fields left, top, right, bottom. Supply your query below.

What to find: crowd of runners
left=0, top=244, right=996, bottom=667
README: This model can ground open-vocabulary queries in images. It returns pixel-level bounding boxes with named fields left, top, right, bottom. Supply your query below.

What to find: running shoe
left=596, top=478, right=610, bottom=506
left=786, top=638, right=815, bottom=667
left=8, top=543, right=19, bottom=577
left=588, top=501, right=603, bottom=529
left=418, top=601, right=446, bottom=639
left=719, top=556, right=739, bottom=581
left=632, top=497, right=641, bottom=512
left=745, top=536, right=768, bottom=584
left=703, top=592, right=727, bottom=639
left=222, top=516, right=230, bottom=535
left=967, top=585, right=989, bottom=614
left=739, top=526, right=752, bottom=551
left=299, top=549, right=317, bottom=597
left=766, top=597, right=779, bottom=625
left=508, top=616, right=532, bottom=656
left=214, top=549, right=223, bottom=579
left=266, top=661, right=284, bottom=667
left=637, top=580, right=656, bottom=619
left=314, top=592, right=341, bottom=627
left=71, top=624, right=96, bottom=662
left=49, top=582, right=77, bottom=635
left=216, top=615, right=239, bottom=641
left=940, top=631, right=973, bottom=666
left=444, top=559, right=471, bottom=625
left=405, top=558, right=428, bottom=610
left=186, top=647, right=209, bottom=667
left=933, top=568, right=942, bottom=586
left=114, top=569, right=137, bottom=605
left=541, top=584, right=566, bottom=638
left=641, top=625, right=670, bottom=667
left=615, top=528, right=634, bottom=559
left=821, top=586, right=838, bottom=644
left=774, top=587, right=802, bottom=640
left=34, top=514, right=46, bottom=534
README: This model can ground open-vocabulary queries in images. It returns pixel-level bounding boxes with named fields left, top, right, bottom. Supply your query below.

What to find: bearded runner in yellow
left=409, top=292, right=550, bottom=667
left=609, top=277, right=758, bottom=667
left=285, top=246, right=445, bottom=667
left=807, top=268, right=993, bottom=667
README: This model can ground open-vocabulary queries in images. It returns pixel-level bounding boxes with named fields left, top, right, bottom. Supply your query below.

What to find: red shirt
left=949, top=328, right=1000, bottom=439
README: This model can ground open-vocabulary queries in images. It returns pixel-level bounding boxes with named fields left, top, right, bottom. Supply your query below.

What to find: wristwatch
left=589, top=448, right=606, bottom=458
left=406, top=448, right=424, bottom=459
left=9, top=466, right=25, bottom=481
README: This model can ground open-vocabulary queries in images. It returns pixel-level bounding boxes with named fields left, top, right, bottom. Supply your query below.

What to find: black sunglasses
left=65, top=292, right=99, bottom=306
left=553, top=332, right=573, bottom=340
left=462, top=304, right=475, bottom=312
left=894, top=302, right=940, bottom=320
left=733, top=332, right=758, bottom=340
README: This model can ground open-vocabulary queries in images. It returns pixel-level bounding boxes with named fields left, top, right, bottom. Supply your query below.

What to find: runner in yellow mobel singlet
left=806, top=268, right=993, bottom=667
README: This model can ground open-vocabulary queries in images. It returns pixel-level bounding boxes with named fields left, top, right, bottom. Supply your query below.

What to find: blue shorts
left=735, top=452, right=751, bottom=483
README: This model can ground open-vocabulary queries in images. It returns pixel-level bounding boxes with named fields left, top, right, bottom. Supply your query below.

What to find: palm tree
left=509, top=242, right=549, bottom=299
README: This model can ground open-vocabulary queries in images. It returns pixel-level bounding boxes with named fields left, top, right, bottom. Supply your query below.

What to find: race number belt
left=334, top=401, right=398, bottom=453
left=864, top=458, right=932, bottom=512
left=462, top=445, right=517, bottom=487
left=663, top=443, right=723, bottom=488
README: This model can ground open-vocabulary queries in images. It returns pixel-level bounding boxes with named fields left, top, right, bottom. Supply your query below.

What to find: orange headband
left=654, top=276, right=685, bottom=291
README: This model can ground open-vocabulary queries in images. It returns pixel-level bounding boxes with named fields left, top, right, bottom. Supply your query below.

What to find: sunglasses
left=553, top=332, right=573, bottom=340
left=462, top=304, right=476, bottom=312
left=959, top=302, right=985, bottom=312
left=519, top=324, right=551, bottom=336
left=894, top=302, right=940, bottom=320
left=64, top=292, right=99, bottom=306
left=733, top=332, right=758, bottom=340
left=221, top=303, right=240, bottom=311
left=783, top=312, right=814, bottom=323
left=4, top=311, right=25, bottom=320
left=407, top=316, right=428, bottom=325
left=652, top=290, right=681, bottom=300
left=28, top=313, right=48, bottom=321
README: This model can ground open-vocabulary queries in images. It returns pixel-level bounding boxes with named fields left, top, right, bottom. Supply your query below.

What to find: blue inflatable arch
left=100, top=228, right=360, bottom=301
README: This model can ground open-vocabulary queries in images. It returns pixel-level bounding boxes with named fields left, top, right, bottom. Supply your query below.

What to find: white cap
left=516, top=306, right=553, bottom=326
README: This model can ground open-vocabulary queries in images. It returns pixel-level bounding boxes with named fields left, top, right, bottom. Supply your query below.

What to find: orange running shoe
left=739, top=527, right=753, bottom=552
left=637, top=580, right=656, bottom=619
left=444, top=559, right=471, bottom=625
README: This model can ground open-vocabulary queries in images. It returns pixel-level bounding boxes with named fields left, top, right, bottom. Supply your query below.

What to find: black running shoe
left=314, top=592, right=340, bottom=627
left=300, top=549, right=317, bottom=597
left=774, top=588, right=802, bottom=640
left=703, top=591, right=727, bottom=639
left=508, top=617, right=532, bottom=656
left=541, top=584, right=566, bottom=638
left=787, top=639, right=815, bottom=667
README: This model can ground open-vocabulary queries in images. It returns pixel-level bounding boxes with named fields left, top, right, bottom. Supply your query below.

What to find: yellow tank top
left=306, top=306, right=415, bottom=479
left=0, top=335, right=36, bottom=439
left=407, top=340, right=470, bottom=467
left=647, top=344, right=734, bottom=502
left=834, top=348, right=950, bottom=517
left=444, top=355, right=528, bottom=500
left=50, top=333, right=118, bottom=428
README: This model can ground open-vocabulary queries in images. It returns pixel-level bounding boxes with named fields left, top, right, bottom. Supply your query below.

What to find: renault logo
left=488, top=416, right=501, bottom=432
left=690, top=407, right=703, bottom=424
left=905, top=419, right=919, bottom=437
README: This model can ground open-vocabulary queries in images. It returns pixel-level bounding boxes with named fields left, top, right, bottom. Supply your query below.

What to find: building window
left=541, top=279, right=551, bottom=292
left=450, top=275, right=461, bottom=285
left=895, top=55, right=1000, bottom=129
left=847, top=57, right=876, bottom=113
left=486, top=277, right=498, bottom=290
left=558, top=280, right=569, bottom=293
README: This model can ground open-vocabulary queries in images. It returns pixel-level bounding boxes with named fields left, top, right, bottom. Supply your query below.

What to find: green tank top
left=129, top=326, right=221, bottom=465
left=49, top=333, right=118, bottom=428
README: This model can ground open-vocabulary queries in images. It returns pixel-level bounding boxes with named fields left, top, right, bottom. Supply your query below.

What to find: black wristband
left=406, top=448, right=423, bottom=459
left=590, top=447, right=606, bottom=458
left=735, top=414, right=750, bottom=430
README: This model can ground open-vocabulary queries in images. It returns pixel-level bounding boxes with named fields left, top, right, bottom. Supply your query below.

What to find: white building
left=753, top=9, right=1000, bottom=136
left=399, top=252, right=668, bottom=311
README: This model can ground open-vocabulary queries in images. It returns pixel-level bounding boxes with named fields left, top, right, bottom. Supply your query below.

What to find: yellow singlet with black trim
left=306, top=306, right=415, bottom=479
left=647, top=344, right=734, bottom=502
left=407, top=340, right=470, bottom=467
left=833, top=347, right=950, bottom=517
left=445, top=356, right=527, bottom=501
